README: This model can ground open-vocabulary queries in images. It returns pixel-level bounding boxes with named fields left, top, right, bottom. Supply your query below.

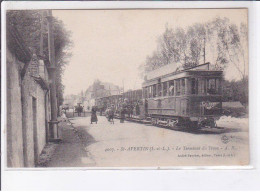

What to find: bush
left=222, top=77, right=248, bottom=105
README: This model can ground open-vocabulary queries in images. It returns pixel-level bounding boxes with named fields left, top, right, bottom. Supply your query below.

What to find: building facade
left=6, top=26, right=51, bottom=167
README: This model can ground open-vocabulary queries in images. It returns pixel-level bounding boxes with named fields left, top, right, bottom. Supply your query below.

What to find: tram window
left=152, top=84, right=157, bottom=97
left=207, top=78, right=219, bottom=95
left=163, top=82, right=168, bottom=96
left=148, top=86, right=152, bottom=98
left=204, top=79, right=207, bottom=94
left=176, top=80, right=181, bottom=96
left=191, top=78, right=198, bottom=94
left=216, top=79, right=220, bottom=94
left=143, top=88, right=147, bottom=98
left=198, top=78, right=206, bottom=94
left=181, top=79, right=185, bottom=95
left=158, top=83, right=162, bottom=97
left=169, top=80, right=174, bottom=96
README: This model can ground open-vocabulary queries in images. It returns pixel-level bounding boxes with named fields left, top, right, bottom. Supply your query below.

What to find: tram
left=95, top=63, right=223, bottom=129
left=142, top=63, right=223, bottom=128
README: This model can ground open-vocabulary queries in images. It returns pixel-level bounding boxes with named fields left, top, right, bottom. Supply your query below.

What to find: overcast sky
left=53, top=9, right=247, bottom=96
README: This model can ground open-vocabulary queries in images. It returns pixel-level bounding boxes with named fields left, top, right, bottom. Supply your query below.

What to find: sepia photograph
left=5, top=8, right=249, bottom=168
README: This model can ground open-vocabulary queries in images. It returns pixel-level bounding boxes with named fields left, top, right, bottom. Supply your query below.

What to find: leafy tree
left=140, top=17, right=248, bottom=104
left=141, top=17, right=247, bottom=78
left=222, top=77, right=248, bottom=105
left=7, top=10, right=73, bottom=107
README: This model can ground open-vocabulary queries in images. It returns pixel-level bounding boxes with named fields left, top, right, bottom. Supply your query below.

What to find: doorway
left=32, top=97, right=38, bottom=166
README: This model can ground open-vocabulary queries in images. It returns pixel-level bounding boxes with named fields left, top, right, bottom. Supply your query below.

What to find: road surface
left=46, top=115, right=248, bottom=167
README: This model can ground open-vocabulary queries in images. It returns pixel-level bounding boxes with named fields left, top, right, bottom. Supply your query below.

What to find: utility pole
left=122, top=79, right=125, bottom=100
left=40, top=11, right=45, bottom=56
left=203, top=35, right=206, bottom=64
left=46, top=10, right=60, bottom=141
left=122, top=79, right=124, bottom=94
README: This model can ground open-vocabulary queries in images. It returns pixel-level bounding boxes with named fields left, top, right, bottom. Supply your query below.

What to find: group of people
left=90, top=99, right=142, bottom=125
left=90, top=104, right=116, bottom=124
left=105, top=105, right=115, bottom=124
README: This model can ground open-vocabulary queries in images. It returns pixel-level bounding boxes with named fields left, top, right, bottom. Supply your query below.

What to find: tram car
left=96, top=94, right=123, bottom=113
left=122, top=89, right=145, bottom=118
left=123, top=89, right=142, bottom=104
left=96, top=96, right=108, bottom=112
left=142, top=63, right=223, bottom=128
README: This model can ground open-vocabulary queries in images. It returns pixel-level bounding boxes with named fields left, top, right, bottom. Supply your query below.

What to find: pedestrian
left=91, top=106, right=98, bottom=124
left=130, top=103, right=134, bottom=118
left=78, top=105, right=83, bottom=116
left=108, top=105, right=115, bottom=124
left=105, top=106, right=110, bottom=120
left=120, top=107, right=125, bottom=123
left=127, top=104, right=131, bottom=118
left=135, top=102, right=140, bottom=116
left=120, top=99, right=127, bottom=123
left=144, top=99, right=148, bottom=116
left=100, top=108, right=103, bottom=116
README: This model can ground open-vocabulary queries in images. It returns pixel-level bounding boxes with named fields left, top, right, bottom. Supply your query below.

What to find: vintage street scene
left=6, top=9, right=249, bottom=168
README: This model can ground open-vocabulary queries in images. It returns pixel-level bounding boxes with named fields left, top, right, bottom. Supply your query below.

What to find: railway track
left=113, top=115, right=226, bottom=134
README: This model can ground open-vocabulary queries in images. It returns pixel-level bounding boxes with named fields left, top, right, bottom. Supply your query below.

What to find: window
left=163, top=82, right=168, bottom=96
left=216, top=79, right=220, bottom=94
left=191, top=78, right=198, bottom=94
left=176, top=80, right=181, bottom=96
left=143, top=88, right=147, bottom=98
left=148, top=86, right=152, bottom=98
left=169, top=80, right=174, bottom=96
left=181, top=79, right=185, bottom=95
left=158, top=83, right=162, bottom=97
left=207, top=78, right=219, bottom=95
left=152, top=84, right=157, bottom=97
left=32, top=97, right=38, bottom=164
left=198, top=78, right=206, bottom=94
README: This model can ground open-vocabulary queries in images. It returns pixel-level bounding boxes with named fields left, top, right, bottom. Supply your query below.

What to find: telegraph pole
left=46, top=10, right=60, bottom=140
left=203, top=35, right=206, bottom=64
left=122, top=79, right=125, bottom=100
left=40, top=11, right=45, bottom=56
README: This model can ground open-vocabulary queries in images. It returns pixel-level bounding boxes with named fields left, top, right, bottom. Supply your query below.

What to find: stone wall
left=6, top=49, right=24, bottom=167
left=36, top=84, right=47, bottom=156
left=7, top=49, right=50, bottom=167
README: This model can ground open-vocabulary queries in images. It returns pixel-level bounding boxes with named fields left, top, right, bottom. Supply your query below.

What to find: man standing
left=91, top=106, right=98, bottom=124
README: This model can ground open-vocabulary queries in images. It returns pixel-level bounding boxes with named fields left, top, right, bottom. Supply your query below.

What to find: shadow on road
left=73, top=125, right=97, bottom=148
left=65, top=111, right=91, bottom=118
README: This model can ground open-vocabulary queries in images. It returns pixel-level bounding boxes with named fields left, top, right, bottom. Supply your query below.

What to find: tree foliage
left=7, top=10, right=73, bottom=106
left=222, top=77, right=248, bottom=105
left=142, top=17, right=248, bottom=81
left=141, top=17, right=248, bottom=104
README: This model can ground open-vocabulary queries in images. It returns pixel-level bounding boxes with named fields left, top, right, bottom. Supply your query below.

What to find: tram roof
left=143, top=63, right=223, bottom=87
left=96, top=94, right=123, bottom=100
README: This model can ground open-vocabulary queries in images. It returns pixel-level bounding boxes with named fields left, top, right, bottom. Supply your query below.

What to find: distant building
left=63, top=80, right=122, bottom=111
left=83, top=80, right=122, bottom=110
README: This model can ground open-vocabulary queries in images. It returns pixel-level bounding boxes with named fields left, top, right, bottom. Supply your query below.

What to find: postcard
left=5, top=8, right=249, bottom=168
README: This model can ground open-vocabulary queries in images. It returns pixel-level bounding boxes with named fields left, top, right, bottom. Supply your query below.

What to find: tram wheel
left=189, top=121, right=199, bottom=129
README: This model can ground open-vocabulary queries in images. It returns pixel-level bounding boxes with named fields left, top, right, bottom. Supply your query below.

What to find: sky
left=53, top=9, right=248, bottom=96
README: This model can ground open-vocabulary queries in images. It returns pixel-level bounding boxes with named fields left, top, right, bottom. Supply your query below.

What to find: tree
left=206, top=17, right=248, bottom=79
left=141, top=17, right=248, bottom=79
left=222, top=77, right=248, bottom=105
left=139, top=17, right=248, bottom=104
left=7, top=10, right=73, bottom=106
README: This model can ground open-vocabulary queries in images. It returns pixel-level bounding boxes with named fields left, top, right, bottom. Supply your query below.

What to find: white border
left=1, top=1, right=260, bottom=190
